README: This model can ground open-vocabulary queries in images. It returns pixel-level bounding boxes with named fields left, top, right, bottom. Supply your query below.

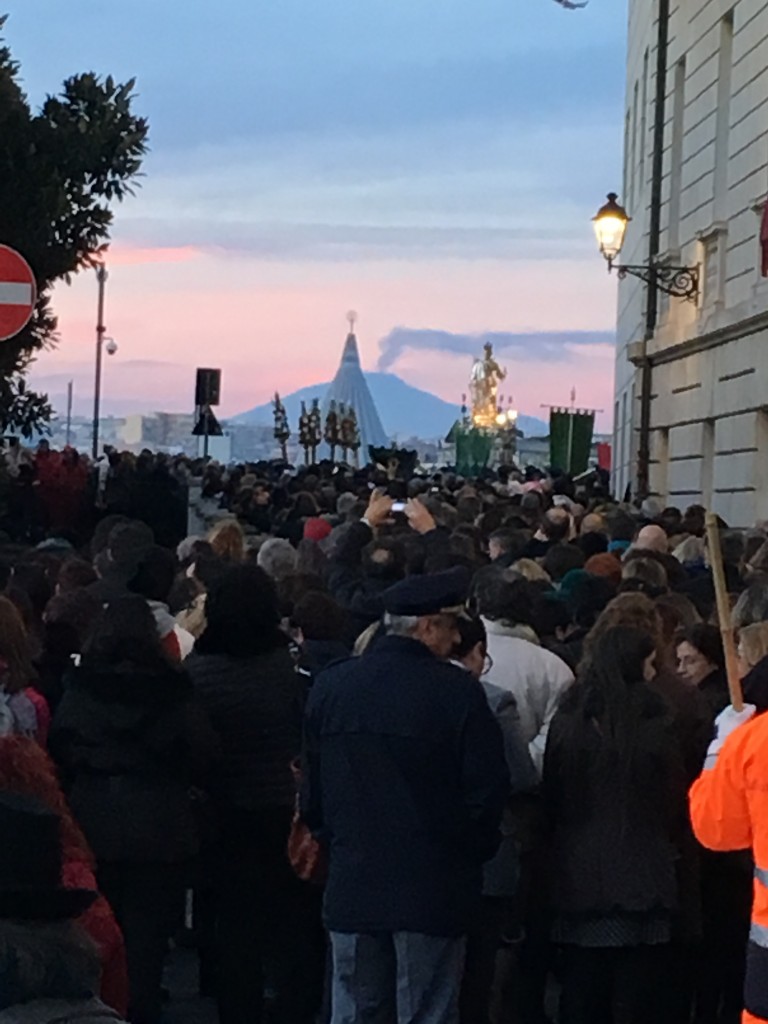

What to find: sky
left=8, top=0, right=627, bottom=432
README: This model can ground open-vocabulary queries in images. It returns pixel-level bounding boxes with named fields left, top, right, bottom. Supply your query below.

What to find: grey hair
left=383, top=612, right=421, bottom=637
left=732, top=581, right=768, bottom=629
left=256, top=538, right=297, bottom=582
left=0, top=920, right=100, bottom=1005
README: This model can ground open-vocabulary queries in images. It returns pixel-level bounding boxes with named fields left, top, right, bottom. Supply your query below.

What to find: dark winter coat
left=186, top=647, right=304, bottom=811
left=327, top=521, right=453, bottom=645
left=299, top=639, right=350, bottom=680
left=50, top=663, right=217, bottom=864
left=481, top=681, right=539, bottom=897
left=543, top=686, right=689, bottom=919
left=697, top=667, right=730, bottom=722
left=326, top=521, right=399, bottom=642
left=744, top=654, right=768, bottom=712
left=303, top=636, right=509, bottom=936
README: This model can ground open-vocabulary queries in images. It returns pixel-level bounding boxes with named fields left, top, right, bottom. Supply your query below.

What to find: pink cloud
left=34, top=252, right=618, bottom=429
left=105, top=244, right=203, bottom=267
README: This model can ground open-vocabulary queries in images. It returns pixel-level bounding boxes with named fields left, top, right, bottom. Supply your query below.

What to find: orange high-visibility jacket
left=690, top=713, right=768, bottom=1024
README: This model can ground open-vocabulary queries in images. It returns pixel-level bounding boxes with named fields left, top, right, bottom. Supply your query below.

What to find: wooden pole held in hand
left=705, top=512, right=744, bottom=711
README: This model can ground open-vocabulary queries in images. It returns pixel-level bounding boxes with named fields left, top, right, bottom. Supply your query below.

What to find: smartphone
left=391, top=501, right=406, bottom=513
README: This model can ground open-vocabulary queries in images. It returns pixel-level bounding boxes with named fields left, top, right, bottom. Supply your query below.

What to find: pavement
left=164, top=948, right=218, bottom=1024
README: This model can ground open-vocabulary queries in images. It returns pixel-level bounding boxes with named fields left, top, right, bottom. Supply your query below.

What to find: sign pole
left=566, top=387, right=576, bottom=474
left=66, top=380, right=73, bottom=447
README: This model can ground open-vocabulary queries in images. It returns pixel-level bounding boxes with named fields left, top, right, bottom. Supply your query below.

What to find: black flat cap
left=382, top=567, right=470, bottom=617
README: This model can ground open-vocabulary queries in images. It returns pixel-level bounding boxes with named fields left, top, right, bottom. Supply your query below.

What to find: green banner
left=549, top=410, right=594, bottom=475
left=455, top=427, right=494, bottom=477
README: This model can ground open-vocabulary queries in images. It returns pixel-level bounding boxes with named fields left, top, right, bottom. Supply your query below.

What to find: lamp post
left=592, top=193, right=700, bottom=300
left=495, top=405, right=519, bottom=466
left=92, top=265, right=107, bottom=460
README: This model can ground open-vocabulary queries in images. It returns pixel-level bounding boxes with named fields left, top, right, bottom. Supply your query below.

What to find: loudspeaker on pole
left=195, top=368, right=222, bottom=407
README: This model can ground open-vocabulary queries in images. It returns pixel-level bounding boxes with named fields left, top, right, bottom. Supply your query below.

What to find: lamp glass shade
left=593, top=193, right=630, bottom=262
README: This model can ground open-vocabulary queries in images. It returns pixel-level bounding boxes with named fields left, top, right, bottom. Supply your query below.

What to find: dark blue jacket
left=303, top=635, right=509, bottom=936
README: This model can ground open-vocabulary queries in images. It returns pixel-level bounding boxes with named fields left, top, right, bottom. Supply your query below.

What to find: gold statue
left=470, top=342, right=507, bottom=428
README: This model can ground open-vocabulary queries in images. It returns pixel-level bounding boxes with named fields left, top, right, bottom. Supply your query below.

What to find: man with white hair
left=304, top=568, right=508, bottom=1024
left=634, top=523, right=669, bottom=555
left=256, top=537, right=297, bottom=582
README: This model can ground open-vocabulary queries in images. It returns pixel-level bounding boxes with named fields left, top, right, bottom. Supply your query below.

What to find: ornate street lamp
left=593, top=193, right=699, bottom=301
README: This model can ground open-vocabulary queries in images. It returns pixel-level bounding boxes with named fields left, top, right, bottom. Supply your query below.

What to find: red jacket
left=63, top=860, right=129, bottom=1016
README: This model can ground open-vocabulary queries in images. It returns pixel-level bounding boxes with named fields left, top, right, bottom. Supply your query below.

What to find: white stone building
left=614, top=0, right=768, bottom=526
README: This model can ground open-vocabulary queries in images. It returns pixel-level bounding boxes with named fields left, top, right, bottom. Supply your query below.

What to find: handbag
left=287, top=759, right=327, bottom=885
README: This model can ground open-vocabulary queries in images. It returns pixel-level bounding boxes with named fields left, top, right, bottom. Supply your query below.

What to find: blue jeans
left=330, top=931, right=466, bottom=1024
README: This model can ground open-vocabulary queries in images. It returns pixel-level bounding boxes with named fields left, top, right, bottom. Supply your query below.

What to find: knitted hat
left=585, top=552, right=622, bottom=587
left=303, top=517, right=333, bottom=543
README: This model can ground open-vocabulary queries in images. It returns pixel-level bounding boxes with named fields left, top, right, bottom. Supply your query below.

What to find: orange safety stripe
left=754, top=869, right=768, bottom=931
left=744, top=1012, right=766, bottom=1023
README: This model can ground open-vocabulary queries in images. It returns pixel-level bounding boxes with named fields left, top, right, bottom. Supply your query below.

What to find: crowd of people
left=1, top=448, right=768, bottom=1024
left=0, top=440, right=189, bottom=547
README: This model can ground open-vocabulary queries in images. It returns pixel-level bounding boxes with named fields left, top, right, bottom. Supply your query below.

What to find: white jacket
left=481, top=618, right=574, bottom=775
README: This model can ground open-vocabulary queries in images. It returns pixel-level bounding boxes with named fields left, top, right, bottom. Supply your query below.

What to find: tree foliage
left=0, top=14, right=148, bottom=435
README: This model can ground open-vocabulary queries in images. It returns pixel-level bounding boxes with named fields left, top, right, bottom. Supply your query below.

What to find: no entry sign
left=0, top=245, right=36, bottom=342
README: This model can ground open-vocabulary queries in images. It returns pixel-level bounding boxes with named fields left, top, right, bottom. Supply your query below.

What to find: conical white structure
left=323, top=317, right=388, bottom=455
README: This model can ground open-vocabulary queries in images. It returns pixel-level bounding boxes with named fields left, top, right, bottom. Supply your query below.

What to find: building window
left=702, top=420, right=715, bottom=508
left=630, top=81, right=639, bottom=211
left=697, top=224, right=727, bottom=311
left=655, top=427, right=670, bottom=500
left=753, top=197, right=768, bottom=292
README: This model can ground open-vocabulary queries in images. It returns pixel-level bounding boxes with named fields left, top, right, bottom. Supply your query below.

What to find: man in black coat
left=303, top=569, right=509, bottom=1024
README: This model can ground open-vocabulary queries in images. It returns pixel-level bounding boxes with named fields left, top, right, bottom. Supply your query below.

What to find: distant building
left=615, top=1, right=768, bottom=526
left=120, top=413, right=196, bottom=453
left=323, top=318, right=389, bottom=454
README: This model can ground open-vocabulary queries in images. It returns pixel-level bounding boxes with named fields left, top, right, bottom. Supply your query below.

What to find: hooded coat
left=50, top=662, right=218, bottom=863
left=186, top=646, right=303, bottom=811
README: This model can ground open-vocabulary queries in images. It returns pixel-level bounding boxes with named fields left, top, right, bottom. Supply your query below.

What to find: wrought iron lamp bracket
left=608, top=258, right=699, bottom=301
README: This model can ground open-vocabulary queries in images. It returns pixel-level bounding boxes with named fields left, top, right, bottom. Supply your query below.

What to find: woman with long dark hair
left=186, top=564, right=320, bottom=1024
left=50, top=596, right=217, bottom=1024
left=544, top=625, right=689, bottom=1024
left=676, top=622, right=728, bottom=716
